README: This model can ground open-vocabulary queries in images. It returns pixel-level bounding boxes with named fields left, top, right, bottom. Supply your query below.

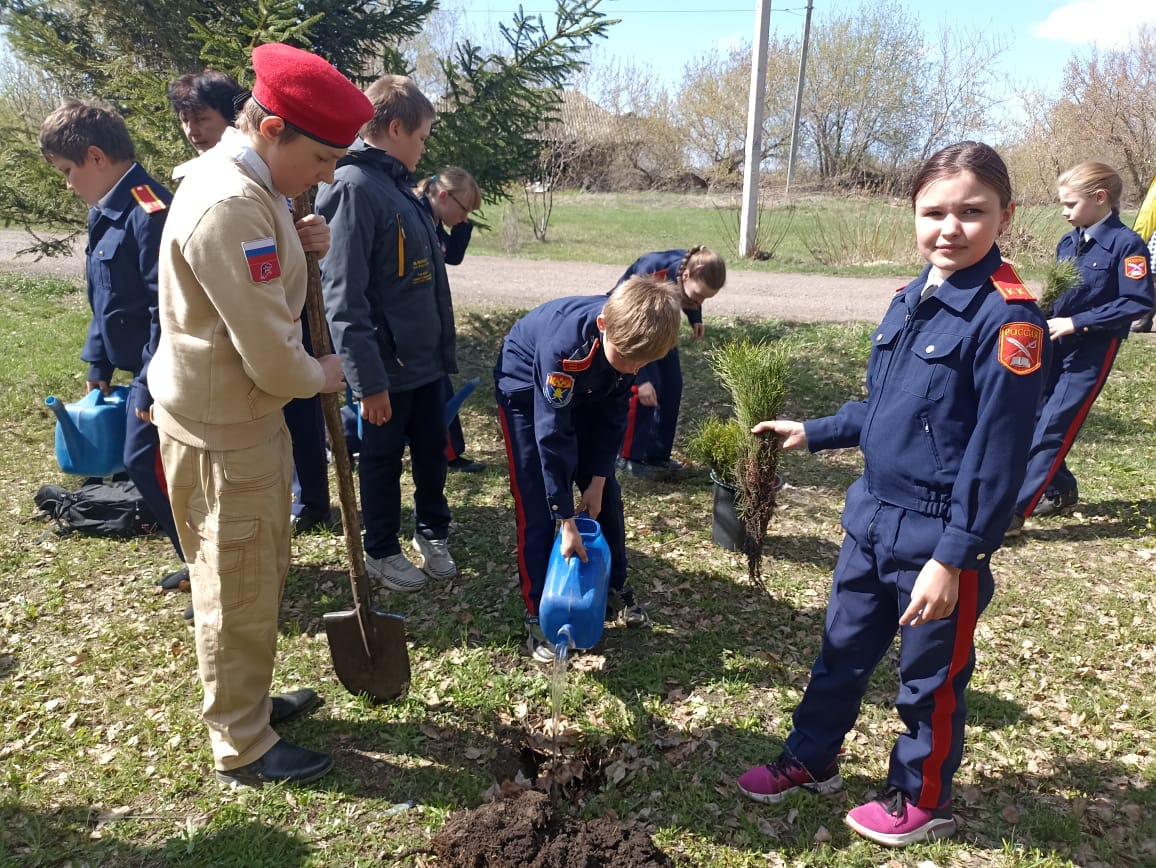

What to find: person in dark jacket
left=1008, top=161, right=1153, bottom=532
left=736, top=142, right=1048, bottom=848
left=39, top=98, right=186, bottom=590
left=316, top=75, right=457, bottom=593
left=494, top=278, right=681, bottom=661
left=415, top=167, right=485, bottom=473
left=615, top=247, right=726, bottom=476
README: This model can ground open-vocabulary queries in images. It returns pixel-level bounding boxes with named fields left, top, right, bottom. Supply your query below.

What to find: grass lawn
left=469, top=191, right=1083, bottom=281
left=1, top=271, right=1153, bottom=867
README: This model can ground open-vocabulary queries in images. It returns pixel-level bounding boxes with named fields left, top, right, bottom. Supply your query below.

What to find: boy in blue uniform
left=736, top=143, right=1048, bottom=847
left=616, top=247, right=726, bottom=476
left=1009, top=162, right=1153, bottom=529
left=317, top=75, right=458, bottom=593
left=495, top=277, right=682, bottom=661
left=40, top=98, right=186, bottom=590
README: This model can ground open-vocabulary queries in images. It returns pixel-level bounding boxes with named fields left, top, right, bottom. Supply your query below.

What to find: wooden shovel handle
left=293, top=194, right=371, bottom=613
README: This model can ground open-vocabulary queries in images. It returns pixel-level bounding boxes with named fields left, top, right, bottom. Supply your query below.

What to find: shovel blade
left=323, top=609, right=411, bottom=703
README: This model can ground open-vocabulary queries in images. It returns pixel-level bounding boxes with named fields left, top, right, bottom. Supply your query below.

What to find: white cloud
left=1031, top=1, right=1156, bottom=48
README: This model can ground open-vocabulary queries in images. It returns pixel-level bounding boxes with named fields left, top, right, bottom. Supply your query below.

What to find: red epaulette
left=652, top=267, right=670, bottom=282
left=130, top=184, right=166, bottom=214
left=894, top=284, right=906, bottom=293
left=990, top=261, right=1036, bottom=302
left=561, top=338, right=600, bottom=372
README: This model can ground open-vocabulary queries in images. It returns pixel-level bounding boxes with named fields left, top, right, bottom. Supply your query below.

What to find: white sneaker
left=412, top=535, right=457, bottom=579
left=366, top=552, right=428, bottom=592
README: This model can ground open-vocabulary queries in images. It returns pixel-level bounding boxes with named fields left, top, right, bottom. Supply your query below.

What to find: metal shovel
left=296, top=205, right=411, bottom=702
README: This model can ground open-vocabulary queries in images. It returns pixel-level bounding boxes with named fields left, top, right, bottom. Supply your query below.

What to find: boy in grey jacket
left=316, top=75, right=457, bottom=592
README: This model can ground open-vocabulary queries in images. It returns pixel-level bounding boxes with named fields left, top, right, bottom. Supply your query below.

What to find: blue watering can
left=45, top=387, right=129, bottom=477
left=539, top=515, right=612, bottom=651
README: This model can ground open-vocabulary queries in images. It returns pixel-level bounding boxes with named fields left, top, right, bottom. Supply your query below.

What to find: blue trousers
left=285, top=314, right=330, bottom=517
left=1015, top=336, right=1119, bottom=515
left=359, top=379, right=452, bottom=559
left=621, top=348, right=682, bottom=464
left=495, top=387, right=627, bottom=615
left=123, top=386, right=182, bottom=560
left=784, top=480, right=993, bottom=809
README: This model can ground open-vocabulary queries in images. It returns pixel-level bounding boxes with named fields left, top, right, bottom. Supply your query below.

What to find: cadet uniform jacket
left=804, top=246, right=1049, bottom=570
left=83, top=162, right=172, bottom=385
left=496, top=295, right=634, bottom=520
left=149, top=129, right=326, bottom=451
left=1051, top=213, right=1153, bottom=338
left=316, top=143, right=456, bottom=398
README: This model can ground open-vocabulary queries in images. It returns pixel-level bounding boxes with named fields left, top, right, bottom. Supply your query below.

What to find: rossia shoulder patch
left=1125, top=255, right=1149, bottom=279
left=562, top=338, right=600, bottom=372
left=990, top=261, right=1037, bottom=302
left=130, top=184, right=166, bottom=214
left=998, top=322, right=1044, bottom=375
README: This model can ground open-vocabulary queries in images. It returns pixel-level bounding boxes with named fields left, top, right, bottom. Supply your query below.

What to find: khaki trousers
left=159, top=426, right=292, bottom=770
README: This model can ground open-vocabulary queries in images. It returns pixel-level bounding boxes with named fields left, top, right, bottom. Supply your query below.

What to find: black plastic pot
left=708, top=471, right=785, bottom=551
left=709, top=471, right=743, bottom=551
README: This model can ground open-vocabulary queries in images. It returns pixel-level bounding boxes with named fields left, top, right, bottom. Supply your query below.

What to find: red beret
left=251, top=43, right=373, bottom=148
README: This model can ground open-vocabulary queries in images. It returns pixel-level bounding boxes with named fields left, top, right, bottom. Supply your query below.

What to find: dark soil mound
left=431, top=789, right=673, bottom=867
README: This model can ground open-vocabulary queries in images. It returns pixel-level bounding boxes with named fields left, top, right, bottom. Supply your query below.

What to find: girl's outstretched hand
left=752, top=420, right=807, bottom=451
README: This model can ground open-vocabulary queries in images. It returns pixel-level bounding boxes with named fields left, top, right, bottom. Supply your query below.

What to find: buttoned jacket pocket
left=899, top=332, right=966, bottom=400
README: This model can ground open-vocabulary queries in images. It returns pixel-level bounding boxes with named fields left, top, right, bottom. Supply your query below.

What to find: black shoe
left=184, top=603, right=194, bottom=623
left=215, top=739, right=333, bottom=788
left=616, top=457, right=656, bottom=479
left=291, top=506, right=334, bottom=535
left=606, top=585, right=650, bottom=627
left=1032, top=487, right=1078, bottom=517
left=448, top=456, right=486, bottom=473
left=1005, top=514, right=1025, bottom=538
left=158, top=565, right=190, bottom=592
left=270, top=689, right=323, bottom=726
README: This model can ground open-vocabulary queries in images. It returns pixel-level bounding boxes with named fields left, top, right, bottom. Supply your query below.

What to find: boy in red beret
left=149, top=43, right=373, bottom=788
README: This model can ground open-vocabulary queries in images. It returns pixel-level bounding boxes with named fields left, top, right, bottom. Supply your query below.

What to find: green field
left=1, top=270, right=1153, bottom=867
left=469, top=190, right=1081, bottom=280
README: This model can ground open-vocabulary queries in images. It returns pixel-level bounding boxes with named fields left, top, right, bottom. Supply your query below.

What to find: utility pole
left=739, top=0, right=772, bottom=259
left=785, top=0, right=813, bottom=196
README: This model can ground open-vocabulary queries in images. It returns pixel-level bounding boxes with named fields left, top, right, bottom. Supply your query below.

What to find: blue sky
left=446, top=0, right=1156, bottom=98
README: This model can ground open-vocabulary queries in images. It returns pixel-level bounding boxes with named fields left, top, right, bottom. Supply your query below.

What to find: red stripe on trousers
left=620, top=385, right=640, bottom=459
left=444, top=431, right=458, bottom=462
left=1025, top=337, right=1119, bottom=516
left=496, top=403, right=535, bottom=613
left=921, top=569, right=979, bottom=808
left=154, top=449, right=169, bottom=498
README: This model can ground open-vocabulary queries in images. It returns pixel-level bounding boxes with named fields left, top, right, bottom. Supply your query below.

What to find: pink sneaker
left=845, top=789, right=955, bottom=847
left=737, top=755, right=842, bottom=803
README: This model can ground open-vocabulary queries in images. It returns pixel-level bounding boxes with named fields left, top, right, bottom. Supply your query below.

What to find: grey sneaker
left=366, top=552, right=428, bottom=592
left=412, top=535, right=457, bottom=579
left=524, top=615, right=557, bottom=663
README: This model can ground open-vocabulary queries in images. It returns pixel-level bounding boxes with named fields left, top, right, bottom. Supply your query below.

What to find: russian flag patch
left=242, top=237, right=281, bottom=283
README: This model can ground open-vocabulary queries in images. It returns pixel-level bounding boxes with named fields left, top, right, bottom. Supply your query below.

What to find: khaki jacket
left=151, top=134, right=325, bottom=450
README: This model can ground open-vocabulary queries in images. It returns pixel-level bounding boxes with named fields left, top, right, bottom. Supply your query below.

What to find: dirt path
left=0, top=228, right=909, bottom=322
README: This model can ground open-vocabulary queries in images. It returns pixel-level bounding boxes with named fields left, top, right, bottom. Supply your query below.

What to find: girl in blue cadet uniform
left=735, top=142, right=1049, bottom=849
left=494, top=277, right=682, bottom=662
left=615, top=247, right=726, bottom=476
left=1007, top=162, right=1154, bottom=533
left=415, top=167, right=486, bottom=473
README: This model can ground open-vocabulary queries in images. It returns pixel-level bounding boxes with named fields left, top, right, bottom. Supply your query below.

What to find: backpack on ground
left=34, top=475, right=158, bottom=537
